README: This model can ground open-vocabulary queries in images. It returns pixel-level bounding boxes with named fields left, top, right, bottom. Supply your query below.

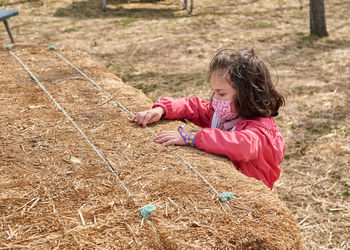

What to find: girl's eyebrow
left=212, top=88, right=227, bottom=91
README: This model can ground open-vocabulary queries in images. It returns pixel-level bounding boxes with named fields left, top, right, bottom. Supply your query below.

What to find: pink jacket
left=153, top=97, right=285, bottom=189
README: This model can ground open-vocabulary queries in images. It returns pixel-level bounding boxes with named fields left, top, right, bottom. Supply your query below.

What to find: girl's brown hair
left=209, top=49, right=285, bottom=119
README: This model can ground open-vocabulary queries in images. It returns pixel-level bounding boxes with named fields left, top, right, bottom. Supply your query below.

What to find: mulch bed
left=0, top=44, right=302, bottom=248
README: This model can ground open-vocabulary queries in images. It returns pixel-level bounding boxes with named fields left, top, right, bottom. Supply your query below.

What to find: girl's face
left=211, top=73, right=237, bottom=112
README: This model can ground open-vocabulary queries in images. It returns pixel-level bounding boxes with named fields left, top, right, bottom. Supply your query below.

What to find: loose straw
left=49, top=46, right=235, bottom=212
left=7, top=45, right=158, bottom=235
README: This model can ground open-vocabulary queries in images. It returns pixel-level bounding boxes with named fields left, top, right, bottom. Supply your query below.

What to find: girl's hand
left=154, top=131, right=186, bottom=146
left=131, top=107, right=165, bottom=128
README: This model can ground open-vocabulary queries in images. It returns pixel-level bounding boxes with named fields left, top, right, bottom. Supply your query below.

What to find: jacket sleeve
left=195, top=127, right=262, bottom=162
left=152, top=97, right=213, bottom=128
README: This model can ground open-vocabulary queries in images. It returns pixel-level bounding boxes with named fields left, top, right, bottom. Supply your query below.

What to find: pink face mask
left=212, top=98, right=238, bottom=120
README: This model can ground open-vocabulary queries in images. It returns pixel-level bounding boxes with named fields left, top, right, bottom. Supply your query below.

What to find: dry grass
left=0, top=0, right=349, bottom=248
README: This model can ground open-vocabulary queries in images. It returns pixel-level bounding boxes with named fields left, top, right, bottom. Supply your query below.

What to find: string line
left=50, top=48, right=134, bottom=117
left=7, top=47, right=158, bottom=232
left=50, top=47, right=234, bottom=211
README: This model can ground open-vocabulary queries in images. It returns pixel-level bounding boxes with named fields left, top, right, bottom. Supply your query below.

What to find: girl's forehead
left=211, top=75, right=232, bottom=89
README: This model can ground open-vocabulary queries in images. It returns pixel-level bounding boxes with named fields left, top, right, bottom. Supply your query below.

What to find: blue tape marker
left=220, top=192, right=234, bottom=202
left=141, top=205, right=156, bottom=218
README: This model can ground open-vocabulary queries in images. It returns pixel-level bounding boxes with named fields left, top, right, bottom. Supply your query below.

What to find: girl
left=131, top=49, right=285, bottom=190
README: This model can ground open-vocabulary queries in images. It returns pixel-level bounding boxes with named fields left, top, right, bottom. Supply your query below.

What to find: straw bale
left=0, top=44, right=303, bottom=249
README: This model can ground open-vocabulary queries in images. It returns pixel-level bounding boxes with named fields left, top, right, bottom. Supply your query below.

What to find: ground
left=0, top=0, right=349, bottom=248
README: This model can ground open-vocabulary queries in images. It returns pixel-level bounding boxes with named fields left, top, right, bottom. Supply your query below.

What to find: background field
left=1, top=0, right=349, bottom=248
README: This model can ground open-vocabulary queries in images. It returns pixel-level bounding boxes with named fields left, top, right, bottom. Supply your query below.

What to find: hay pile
left=0, top=44, right=303, bottom=248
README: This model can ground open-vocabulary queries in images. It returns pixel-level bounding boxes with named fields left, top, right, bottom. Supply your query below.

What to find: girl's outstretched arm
left=153, top=97, right=213, bottom=128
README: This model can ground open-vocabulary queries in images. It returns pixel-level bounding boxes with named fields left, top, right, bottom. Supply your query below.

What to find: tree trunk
left=310, top=0, right=329, bottom=37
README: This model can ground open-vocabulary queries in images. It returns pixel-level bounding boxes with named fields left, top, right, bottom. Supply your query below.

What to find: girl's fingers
left=154, top=131, right=174, bottom=142
left=162, top=140, right=174, bottom=147
left=130, top=112, right=139, bottom=122
left=154, top=131, right=186, bottom=146
left=131, top=108, right=164, bottom=128
left=136, top=115, right=143, bottom=126
left=149, top=113, right=160, bottom=124
left=142, top=113, right=154, bottom=127
left=162, top=139, right=176, bottom=146
left=154, top=135, right=171, bottom=143
left=131, top=113, right=143, bottom=124
left=131, top=110, right=160, bottom=127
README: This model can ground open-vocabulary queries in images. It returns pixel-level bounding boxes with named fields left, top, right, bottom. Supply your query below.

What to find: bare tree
left=310, top=0, right=328, bottom=37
